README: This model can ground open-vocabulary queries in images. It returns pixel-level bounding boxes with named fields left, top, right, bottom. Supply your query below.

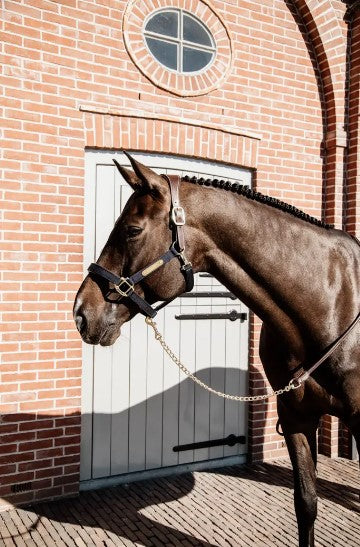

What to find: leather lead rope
left=292, top=310, right=360, bottom=385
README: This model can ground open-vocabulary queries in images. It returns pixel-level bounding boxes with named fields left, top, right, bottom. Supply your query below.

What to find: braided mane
left=181, top=175, right=333, bottom=230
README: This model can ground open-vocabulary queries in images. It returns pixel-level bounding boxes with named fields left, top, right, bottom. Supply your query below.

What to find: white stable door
left=81, top=151, right=251, bottom=482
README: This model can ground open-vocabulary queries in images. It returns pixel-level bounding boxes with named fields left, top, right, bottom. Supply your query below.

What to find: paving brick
left=0, top=457, right=359, bottom=546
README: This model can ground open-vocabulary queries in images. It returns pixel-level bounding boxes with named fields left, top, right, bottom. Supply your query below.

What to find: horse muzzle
left=75, top=313, right=120, bottom=346
left=73, top=296, right=121, bottom=346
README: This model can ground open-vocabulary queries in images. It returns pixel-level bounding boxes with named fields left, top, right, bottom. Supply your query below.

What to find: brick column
left=318, top=415, right=340, bottom=457
left=319, top=125, right=347, bottom=457
left=320, top=2, right=360, bottom=459
left=324, top=127, right=348, bottom=228
left=345, top=3, right=360, bottom=237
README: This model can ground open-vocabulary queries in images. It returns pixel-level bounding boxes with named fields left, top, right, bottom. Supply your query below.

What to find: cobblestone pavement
left=0, top=456, right=359, bottom=546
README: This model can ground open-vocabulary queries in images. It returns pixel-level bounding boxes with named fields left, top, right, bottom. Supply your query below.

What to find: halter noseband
left=87, top=174, right=194, bottom=318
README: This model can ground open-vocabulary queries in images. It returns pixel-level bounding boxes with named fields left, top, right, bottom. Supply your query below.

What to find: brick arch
left=297, top=0, right=346, bottom=127
left=81, top=106, right=260, bottom=169
left=290, top=0, right=348, bottom=228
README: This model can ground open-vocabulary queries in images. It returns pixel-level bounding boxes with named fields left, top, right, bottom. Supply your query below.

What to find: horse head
left=73, top=153, right=201, bottom=346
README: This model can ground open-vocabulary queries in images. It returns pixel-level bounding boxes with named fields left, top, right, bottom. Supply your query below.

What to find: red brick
left=0, top=0, right=356, bottom=510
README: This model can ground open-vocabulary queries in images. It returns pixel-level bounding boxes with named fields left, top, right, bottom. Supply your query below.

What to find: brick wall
left=0, top=0, right=357, bottom=508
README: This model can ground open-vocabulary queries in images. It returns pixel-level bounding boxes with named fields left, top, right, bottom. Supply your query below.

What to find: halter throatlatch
left=87, top=174, right=194, bottom=318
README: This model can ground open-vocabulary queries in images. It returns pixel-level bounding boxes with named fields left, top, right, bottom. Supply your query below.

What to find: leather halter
left=87, top=175, right=194, bottom=318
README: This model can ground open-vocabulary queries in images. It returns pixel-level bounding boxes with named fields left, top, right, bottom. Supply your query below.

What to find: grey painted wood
left=209, top=313, right=226, bottom=460
left=92, top=165, right=115, bottom=478
left=145, top=309, right=164, bottom=470
left=352, top=436, right=359, bottom=460
left=81, top=151, right=251, bottom=482
left=110, top=320, right=131, bottom=475
left=162, top=304, right=181, bottom=467
left=128, top=315, right=148, bottom=472
left=110, top=172, right=132, bottom=476
left=224, top=301, right=244, bottom=457
left=178, top=303, right=196, bottom=465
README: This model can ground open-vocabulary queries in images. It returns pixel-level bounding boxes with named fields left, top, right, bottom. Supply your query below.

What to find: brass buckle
left=114, top=277, right=134, bottom=297
left=171, top=206, right=186, bottom=226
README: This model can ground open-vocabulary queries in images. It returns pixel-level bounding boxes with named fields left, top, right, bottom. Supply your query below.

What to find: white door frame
left=80, top=150, right=252, bottom=490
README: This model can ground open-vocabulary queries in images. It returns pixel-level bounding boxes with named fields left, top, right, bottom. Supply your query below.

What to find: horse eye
left=126, top=225, right=143, bottom=238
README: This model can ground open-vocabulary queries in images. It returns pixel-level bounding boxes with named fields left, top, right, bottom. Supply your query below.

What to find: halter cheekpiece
left=87, top=174, right=194, bottom=318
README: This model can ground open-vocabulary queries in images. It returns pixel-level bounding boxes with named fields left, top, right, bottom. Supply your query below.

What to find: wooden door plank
left=162, top=305, right=181, bottom=467
left=209, top=317, right=226, bottom=460
left=128, top=315, right=148, bottom=472
left=80, top=344, right=94, bottom=481
left=224, top=302, right=243, bottom=457
left=178, top=304, right=196, bottom=465
left=145, top=309, right=165, bottom=470
left=110, top=321, right=131, bottom=475
left=91, top=165, right=116, bottom=478
left=194, top=308, right=211, bottom=462
left=111, top=166, right=133, bottom=475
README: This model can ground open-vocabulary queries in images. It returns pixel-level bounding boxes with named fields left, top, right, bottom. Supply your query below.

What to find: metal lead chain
left=145, top=317, right=301, bottom=401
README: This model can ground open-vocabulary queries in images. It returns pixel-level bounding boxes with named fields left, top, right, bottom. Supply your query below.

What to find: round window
left=123, top=0, right=233, bottom=97
left=143, top=10, right=216, bottom=74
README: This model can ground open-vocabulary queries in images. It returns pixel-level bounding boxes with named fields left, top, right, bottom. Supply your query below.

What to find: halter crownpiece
left=87, top=173, right=194, bottom=318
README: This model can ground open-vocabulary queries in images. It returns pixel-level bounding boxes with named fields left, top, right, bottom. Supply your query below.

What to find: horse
left=74, top=152, right=360, bottom=547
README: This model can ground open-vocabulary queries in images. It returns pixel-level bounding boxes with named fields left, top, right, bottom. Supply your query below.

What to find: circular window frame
left=123, top=0, right=233, bottom=97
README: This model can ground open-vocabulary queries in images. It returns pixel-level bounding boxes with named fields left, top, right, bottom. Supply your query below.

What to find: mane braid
left=181, top=175, right=333, bottom=230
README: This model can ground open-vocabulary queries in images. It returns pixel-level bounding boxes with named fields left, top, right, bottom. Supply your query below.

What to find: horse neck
left=184, top=184, right=334, bottom=357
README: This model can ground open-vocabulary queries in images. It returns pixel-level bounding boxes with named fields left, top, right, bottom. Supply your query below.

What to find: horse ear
left=112, top=159, right=141, bottom=191
left=122, top=151, right=168, bottom=199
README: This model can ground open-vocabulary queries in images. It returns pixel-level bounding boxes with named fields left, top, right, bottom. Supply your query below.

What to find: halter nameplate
left=142, top=259, right=164, bottom=277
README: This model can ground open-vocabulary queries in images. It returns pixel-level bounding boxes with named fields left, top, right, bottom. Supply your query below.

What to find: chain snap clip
left=289, top=377, right=302, bottom=390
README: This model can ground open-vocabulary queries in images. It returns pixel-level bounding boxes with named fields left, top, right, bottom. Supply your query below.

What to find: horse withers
left=74, top=152, right=360, bottom=547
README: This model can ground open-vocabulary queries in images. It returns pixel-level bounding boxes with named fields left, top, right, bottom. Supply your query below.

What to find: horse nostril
left=75, top=312, right=87, bottom=335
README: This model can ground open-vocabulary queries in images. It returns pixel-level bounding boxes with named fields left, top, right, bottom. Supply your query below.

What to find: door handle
left=175, top=310, right=247, bottom=322
left=173, top=434, right=246, bottom=452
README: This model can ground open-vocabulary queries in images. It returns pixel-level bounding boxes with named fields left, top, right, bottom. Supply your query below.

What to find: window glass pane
left=183, top=47, right=213, bottom=72
left=145, top=37, right=178, bottom=70
left=145, top=11, right=178, bottom=38
left=183, top=14, right=212, bottom=47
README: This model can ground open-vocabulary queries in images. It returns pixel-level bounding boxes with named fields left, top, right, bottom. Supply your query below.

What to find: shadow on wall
left=1, top=366, right=263, bottom=482
left=81, top=366, right=252, bottom=482
left=1, top=368, right=256, bottom=486
left=0, top=368, right=270, bottom=545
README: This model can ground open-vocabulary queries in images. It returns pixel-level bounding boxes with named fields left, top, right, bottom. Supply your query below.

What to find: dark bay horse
left=74, top=153, right=360, bottom=547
